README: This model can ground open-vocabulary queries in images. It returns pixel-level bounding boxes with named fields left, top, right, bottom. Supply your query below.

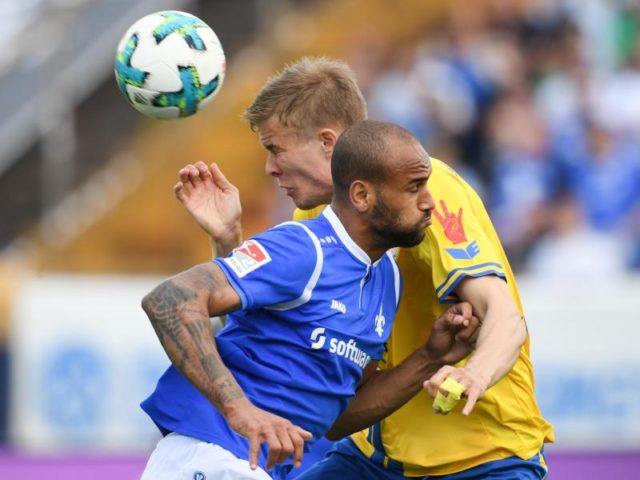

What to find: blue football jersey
left=141, top=206, right=401, bottom=478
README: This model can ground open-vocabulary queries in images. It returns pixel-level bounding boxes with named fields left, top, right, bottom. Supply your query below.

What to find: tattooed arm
left=141, top=262, right=311, bottom=470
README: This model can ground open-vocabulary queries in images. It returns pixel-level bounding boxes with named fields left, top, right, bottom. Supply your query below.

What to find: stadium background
left=1, top=0, right=640, bottom=478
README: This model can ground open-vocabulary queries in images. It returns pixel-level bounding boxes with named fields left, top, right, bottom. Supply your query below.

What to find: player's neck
left=330, top=202, right=388, bottom=262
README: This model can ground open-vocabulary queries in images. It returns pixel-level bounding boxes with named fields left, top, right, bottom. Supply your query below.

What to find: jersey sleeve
left=214, top=222, right=321, bottom=310
left=424, top=163, right=507, bottom=303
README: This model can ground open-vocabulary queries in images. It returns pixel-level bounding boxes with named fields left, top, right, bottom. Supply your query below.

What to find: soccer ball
left=114, top=11, right=225, bottom=119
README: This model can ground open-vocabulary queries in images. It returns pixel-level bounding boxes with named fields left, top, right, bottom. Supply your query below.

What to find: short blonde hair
left=244, top=57, right=367, bottom=136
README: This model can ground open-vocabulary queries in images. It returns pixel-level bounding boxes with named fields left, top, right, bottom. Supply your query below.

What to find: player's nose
left=265, top=153, right=281, bottom=177
left=418, top=185, right=435, bottom=212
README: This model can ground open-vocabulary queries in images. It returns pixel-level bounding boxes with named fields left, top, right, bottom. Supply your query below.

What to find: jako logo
left=330, top=299, right=346, bottom=314
left=309, top=327, right=371, bottom=368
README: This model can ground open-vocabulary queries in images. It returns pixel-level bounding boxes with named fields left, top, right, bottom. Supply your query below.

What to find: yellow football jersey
left=294, top=158, right=554, bottom=476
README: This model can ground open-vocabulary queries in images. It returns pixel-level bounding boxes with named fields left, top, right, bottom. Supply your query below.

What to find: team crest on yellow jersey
left=434, top=200, right=480, bottom=260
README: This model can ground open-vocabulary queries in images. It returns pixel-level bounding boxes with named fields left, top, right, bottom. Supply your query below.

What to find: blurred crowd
left=343, top=0, right=640, bottom=279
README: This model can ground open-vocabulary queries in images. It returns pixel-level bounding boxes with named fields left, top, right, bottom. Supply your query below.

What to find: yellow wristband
left=432, top=377, right=466, bottom=413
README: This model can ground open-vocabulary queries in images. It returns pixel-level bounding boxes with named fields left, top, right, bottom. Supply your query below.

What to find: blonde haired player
left=176, top=58, right=553, bottom=479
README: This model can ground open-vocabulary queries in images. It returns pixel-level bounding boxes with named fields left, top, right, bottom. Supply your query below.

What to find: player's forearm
left=454, top=276, right=526, bottom=390
left=463, top=305, right=525, bottom=389
left=141, top=277, right=246, bottom=414
left=326, top=348, right=442, bottom=440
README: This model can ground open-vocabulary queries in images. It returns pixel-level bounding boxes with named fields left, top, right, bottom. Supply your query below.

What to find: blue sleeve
left=214, top=223, right=320, bottom=310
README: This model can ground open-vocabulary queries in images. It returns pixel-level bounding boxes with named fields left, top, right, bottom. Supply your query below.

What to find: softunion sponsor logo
left=309, top=327, right=371, bottom=368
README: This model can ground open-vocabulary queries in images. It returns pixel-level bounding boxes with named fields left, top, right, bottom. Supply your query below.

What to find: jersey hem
left=351, top=429, right=553, bottom=476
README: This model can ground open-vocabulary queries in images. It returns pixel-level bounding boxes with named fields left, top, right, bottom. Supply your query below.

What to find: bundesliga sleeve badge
left=223, top=240, right=272, bottom=277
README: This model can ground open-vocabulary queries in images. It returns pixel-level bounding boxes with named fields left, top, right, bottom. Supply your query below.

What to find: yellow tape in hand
left=432, top=377, right=466, bottom=413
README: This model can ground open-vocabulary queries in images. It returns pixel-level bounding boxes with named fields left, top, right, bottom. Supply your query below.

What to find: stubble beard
left=370, top=197, right=426, bottom=248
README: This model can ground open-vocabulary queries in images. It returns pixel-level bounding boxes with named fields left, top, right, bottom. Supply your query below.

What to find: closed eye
left=408, top=178, right=428, bottom=192
left=264, top=144, right=281, bottom=154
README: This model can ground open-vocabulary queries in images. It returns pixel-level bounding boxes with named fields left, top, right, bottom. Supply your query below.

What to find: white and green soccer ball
left=115, top=11, right=225, bottom=119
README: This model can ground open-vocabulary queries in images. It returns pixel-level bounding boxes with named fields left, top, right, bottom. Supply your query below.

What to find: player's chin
left=293, top=195, right=319, bottom=210
left=410, top=230, right=427, bottom=246
left=394, top=228, right=426, bottom=248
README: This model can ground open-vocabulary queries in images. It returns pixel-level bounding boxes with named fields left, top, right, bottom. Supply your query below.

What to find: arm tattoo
left=201, top=351, right=228, bottom=379
left=142, top=264, right=246, bottom=409
left=143, top=280, right=197, bottom=369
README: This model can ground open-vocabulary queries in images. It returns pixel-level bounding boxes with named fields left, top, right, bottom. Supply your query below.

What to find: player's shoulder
left=223, top=221, right=321, bottom=280
left=430, top=157, right=483, bottom=205
left=431, top=157, right=465, bottom=187
left=256, top=220, right=322, bottom=251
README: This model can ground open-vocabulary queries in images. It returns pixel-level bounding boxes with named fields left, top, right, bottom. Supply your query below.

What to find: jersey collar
left=322, top=206, right=372, bottom=266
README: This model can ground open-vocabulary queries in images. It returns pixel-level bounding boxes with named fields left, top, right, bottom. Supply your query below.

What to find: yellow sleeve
left=422, top=160, right=507, bottom=303
left=292, top=205, right=326, bottom=221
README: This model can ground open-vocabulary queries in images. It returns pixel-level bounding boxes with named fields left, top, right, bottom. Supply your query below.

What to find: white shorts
left=140, top=433, right=272, bottom=480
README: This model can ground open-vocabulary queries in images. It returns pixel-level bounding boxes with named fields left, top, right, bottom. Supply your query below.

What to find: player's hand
left=423, top=364, right=488, bottom=416
left=224, top=398, right=313, bottom=471
left=174, top=162, right=242, bottom=250
left=425, top=302, right=480, bottom=365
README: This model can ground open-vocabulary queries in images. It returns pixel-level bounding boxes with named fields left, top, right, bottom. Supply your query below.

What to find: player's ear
left=319, top=128, right=338, bottom=156
left=350, top=180, right=374, bottom=212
